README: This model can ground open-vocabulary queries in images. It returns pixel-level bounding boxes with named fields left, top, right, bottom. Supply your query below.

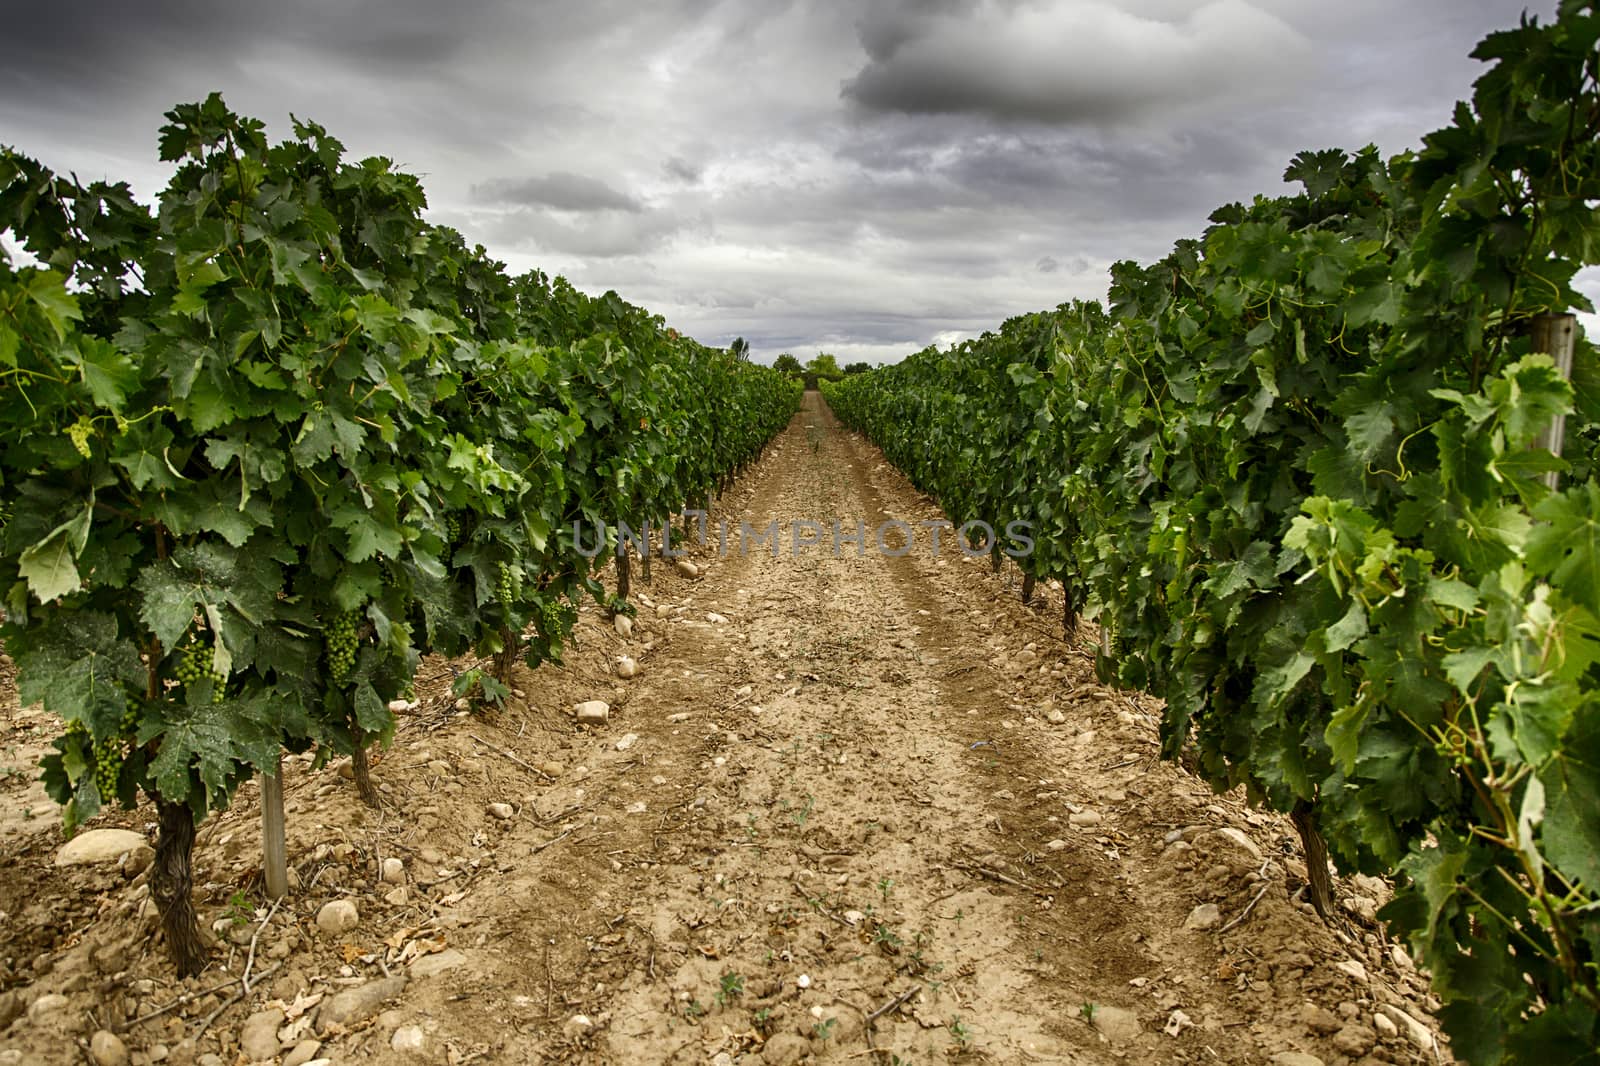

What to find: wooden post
left=1533, top=313, right=1578, bottom=491
left=260, top=754, right=288, bottom=899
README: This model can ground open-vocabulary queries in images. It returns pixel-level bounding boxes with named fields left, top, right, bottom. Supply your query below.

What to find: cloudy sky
left=1, top=0, right=1588, bottom=364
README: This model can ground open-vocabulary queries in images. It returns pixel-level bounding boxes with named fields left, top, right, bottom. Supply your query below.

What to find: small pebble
left=90, top=1031, right=130, bottom=1066
left=391, top=1025, right=427, bottom=1053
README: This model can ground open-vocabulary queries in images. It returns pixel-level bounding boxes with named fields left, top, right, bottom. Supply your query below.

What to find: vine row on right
left=824, top=6, right=1600, bottom=1061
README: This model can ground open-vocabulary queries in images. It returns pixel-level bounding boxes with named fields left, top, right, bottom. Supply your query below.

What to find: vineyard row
left=825, top=6, right=1600, bottom=1062
left=0, top=97, right=801, bottom=977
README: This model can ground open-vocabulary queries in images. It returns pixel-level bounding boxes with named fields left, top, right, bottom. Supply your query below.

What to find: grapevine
left=0, top=90, right=797, bottom=979
left=825, top=6, right=1600, bottom=1059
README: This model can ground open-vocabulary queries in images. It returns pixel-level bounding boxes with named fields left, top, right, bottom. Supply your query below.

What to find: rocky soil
left=0, top=393, right=1448, bottom=1065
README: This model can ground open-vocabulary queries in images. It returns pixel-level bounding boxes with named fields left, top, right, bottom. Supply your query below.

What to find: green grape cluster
left=120, top=694, right=141, bottom=735
left=93, top=695, right=143, bottom=803
left=443, top=514, right=460, bottom=543
left=325, top=609, right=361, bottom=679
left=496, top=561, right=519, bottom=607
left=175, top=642, right=227, bottom=702
left=94, top=732, right=124, bottom=797
left=66, top=419, right=93, bottom=460
left=536, top=595, right=575, bottom=639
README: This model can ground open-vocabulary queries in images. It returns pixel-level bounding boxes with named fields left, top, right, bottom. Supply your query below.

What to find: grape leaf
left=13, top=612, right=144, bottom=732
left=17, top=501, right=93, bottom=604
left=1528, top=483, right=1600, bottom=614
left=75, top=336, right=140, bottom=412
left=141, top=694, right=278, bottom=803
left=135, top=541, right=282, bottom=652
left=18, top=528, right=82, bottom=604
left=1538, top=713, right=1600, bottom=888
left=22, top=269, right=81, bottom=341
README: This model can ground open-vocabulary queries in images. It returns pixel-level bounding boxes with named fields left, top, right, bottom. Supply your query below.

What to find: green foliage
left=771, top=353, right=803, bottom=377
left=824, top=6, right=1600, bottom=1060
left=806, top=352, right=843, bottom=383
left=0, top=98, right=798, bottom=859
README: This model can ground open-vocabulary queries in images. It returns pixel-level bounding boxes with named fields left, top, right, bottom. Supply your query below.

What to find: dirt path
left=0, top=393, right=1444, bottom=1066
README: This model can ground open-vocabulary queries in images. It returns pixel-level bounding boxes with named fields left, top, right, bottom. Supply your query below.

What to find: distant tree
left=730, top=337, right=750, bottom=361
left=772, top=353, right=803, bottom=377
left=843, top=361, right=872, bottom=375
left=806, top=353, right=844, bottom=382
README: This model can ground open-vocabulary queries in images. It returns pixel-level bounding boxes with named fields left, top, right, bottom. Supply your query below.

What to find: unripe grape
left=178, top=642, right=226, bottom=701
left=496, top=562, right=518, bottom=607
left=67, top=420, right=92, bottom=460
left=121, top=694, right=141, bottom=737
left=325, top=609, right=362, bottom=680
left=93, top=733, right=122, bottom=799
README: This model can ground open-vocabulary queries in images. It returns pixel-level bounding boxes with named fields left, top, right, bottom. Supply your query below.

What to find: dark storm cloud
left=471, top=173, right=643, bottom=213
left=825, top=118, right=1283, bottom=263
left=842, top=0, right=1307, bottom=124
left=0, top=0, right=487, bottom=89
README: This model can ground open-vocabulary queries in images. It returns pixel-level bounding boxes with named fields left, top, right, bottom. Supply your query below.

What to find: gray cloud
left=472, top=172, right=643, bottom=212
left=439, top=202, right=692, bottom=259
left=0, top=0, right=1558, bottom=364
left=663, top=156, right=705, bottom=184
left=843, top=1, right=1310, bottom=124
